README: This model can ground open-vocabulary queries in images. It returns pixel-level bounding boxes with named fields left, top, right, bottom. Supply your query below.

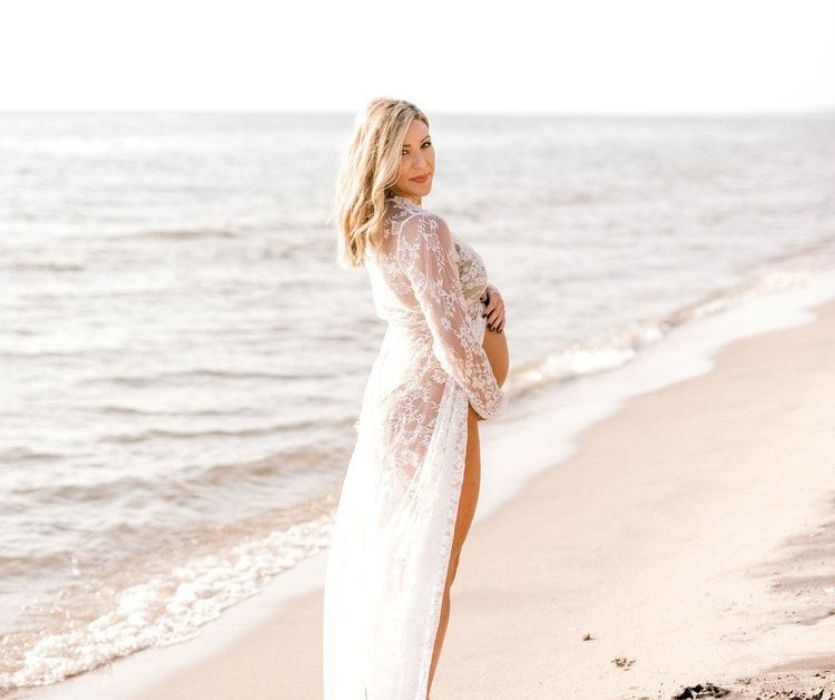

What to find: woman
left=323, top=97, right=509, bottom=700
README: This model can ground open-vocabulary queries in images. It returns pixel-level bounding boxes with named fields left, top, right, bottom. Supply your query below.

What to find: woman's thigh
left=448, top=404, right=481, bottom=577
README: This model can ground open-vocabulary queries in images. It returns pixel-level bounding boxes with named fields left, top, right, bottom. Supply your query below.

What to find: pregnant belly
left=482, top=326, right=509, bottom=387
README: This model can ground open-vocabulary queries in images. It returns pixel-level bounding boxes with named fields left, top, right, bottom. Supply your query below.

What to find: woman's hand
left=480, top=284, right=505, bottom=333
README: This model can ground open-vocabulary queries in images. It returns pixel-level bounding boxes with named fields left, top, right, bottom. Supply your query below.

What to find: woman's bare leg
left=426, top=403, right=481, bottom=698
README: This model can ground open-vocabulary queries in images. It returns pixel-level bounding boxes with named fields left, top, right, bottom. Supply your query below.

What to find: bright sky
left=1, top=0, right=833, bottom=113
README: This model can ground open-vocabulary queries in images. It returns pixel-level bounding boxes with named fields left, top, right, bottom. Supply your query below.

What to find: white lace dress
left=322, top=194, right=506, bottom=699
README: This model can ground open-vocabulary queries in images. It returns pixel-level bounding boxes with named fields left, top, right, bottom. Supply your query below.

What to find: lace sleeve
left=395, top=211, right=505, bottom=420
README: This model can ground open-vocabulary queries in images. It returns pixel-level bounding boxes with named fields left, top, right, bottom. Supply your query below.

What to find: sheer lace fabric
left=322, top=195, right=506, bottom=699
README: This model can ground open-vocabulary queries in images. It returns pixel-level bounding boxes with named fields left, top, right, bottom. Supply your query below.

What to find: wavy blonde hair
left=330, top=98, right=429, bottom=269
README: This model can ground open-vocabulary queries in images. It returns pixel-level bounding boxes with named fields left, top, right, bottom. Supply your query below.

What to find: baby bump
left=482, top=325, right=509, bottom=387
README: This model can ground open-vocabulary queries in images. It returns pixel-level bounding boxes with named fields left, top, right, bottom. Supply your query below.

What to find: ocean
left=1, top=110, right=834, bottom=694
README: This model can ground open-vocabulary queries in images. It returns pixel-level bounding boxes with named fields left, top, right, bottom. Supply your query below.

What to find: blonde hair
left=330, top=98, right=429, bottom=269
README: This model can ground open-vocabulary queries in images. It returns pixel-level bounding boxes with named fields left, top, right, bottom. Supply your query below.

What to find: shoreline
left=20, top=291, right=835, bottom=699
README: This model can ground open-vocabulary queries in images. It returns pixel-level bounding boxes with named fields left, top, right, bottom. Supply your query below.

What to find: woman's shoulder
left=385, top=198, right=451, bottom=243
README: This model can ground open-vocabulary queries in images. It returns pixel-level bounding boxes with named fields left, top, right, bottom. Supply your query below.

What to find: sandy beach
left=27, top=296, right=835, bottom=700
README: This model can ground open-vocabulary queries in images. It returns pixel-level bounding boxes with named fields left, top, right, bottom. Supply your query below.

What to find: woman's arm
left=395, top=212, right=505, bottom=420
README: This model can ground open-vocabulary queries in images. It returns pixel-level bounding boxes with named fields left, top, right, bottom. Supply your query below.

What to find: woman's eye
left=402, top=142, right=431, bottom=156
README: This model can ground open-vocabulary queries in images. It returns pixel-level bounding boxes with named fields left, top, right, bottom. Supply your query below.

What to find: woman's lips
left=411, top=174, right=430, bottom=182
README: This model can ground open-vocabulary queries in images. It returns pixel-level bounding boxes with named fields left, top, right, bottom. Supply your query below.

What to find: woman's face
left=392, top=119, right=434, bottom=204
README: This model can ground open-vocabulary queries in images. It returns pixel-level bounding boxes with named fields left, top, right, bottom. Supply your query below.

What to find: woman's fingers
left=487, top=307, right=504, bottom=331
left=482, top=288, right=505, bottom=333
